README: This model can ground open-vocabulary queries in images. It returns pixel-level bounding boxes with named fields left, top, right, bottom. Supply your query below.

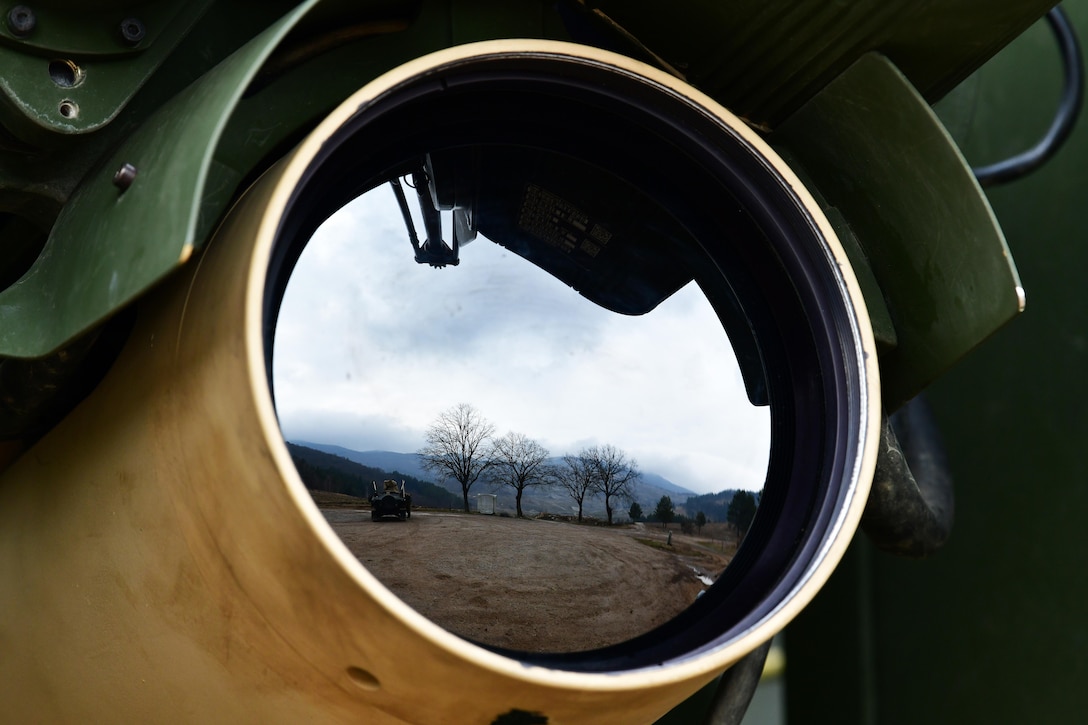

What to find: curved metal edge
left=773, top=52, right=1024, bottom=412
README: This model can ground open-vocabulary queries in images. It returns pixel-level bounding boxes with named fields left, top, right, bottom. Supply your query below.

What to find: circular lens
left=273, top=180, right=771, bottom=652
left=262, top=41, right=877, bottom=674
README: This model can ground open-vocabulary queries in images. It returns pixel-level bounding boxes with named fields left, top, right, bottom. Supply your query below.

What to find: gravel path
left=322, top=509, right=733, bottom=653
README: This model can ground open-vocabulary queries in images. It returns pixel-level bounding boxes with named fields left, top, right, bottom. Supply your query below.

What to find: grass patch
left=633, top=537, right=712, bottom=559
left=634, top=537, right=673, bottom=552
left=309, top=490, right=368, bottom=507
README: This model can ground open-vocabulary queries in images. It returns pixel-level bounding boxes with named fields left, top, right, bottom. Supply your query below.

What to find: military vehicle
left=370, top=480, right=412, bottom=521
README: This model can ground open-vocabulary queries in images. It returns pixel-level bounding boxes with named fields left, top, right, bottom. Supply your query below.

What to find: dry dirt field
left=320, top=506, right=736, bottom=653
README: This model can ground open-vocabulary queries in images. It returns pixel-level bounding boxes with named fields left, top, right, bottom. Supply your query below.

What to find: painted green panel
left=773, top=53, right=1023, bottom=410
left=0, top=1, right=214, bottom=140
left=588, top=0, right=1054, bottom=127
left=0, top=1, right=319, bottom=357
left=787, top=7, right=1088, bottom=724
left=866, top=6, right=1088, bottom=722
left=0, top=1, right=187, bottom=56
left=0, top=0, right=565, bottom=358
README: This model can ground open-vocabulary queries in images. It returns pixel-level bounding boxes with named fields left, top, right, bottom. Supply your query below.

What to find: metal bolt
left=119, top=17, right=145, bottom=46
left=113, top=163, right=137, bottom=191
left=7, top=5, right=36, bottom=36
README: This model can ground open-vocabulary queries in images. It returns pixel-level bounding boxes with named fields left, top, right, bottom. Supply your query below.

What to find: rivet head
left=7, top=5, right=36, bottom=36
left=113, top=163, right=138, bottom=191
left=119, top=17, right=145, bottom=46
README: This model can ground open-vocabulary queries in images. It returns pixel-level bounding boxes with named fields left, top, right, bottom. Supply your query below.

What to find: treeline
left=640, top=491, right=758, bottom=540
left=288, top=443, right=461, bottom=509
left=634, top=496, right=710, bottom=535
left=683, top=489, right=751, bottom=523
left=419, top=403, right=642, bottom=524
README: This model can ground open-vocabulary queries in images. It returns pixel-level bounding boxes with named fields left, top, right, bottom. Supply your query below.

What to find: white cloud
left=272, top=186, right=769, bottom=493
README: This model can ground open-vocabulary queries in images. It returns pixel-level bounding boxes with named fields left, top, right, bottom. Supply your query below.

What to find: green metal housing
left=0, top=0, right=1048, bottom=359
left=786, top=4, right=1088, bottom=722
left=773, top=54, right=1023, bottom=410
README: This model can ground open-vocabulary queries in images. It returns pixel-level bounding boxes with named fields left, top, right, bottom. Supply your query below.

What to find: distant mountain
left=640, top=472, right=693, bottom=496
left=287, top=443, right=460, bottom=509
left=294, top=443, right=430, bottom=481
left=289, top=441, right=696, bottom=520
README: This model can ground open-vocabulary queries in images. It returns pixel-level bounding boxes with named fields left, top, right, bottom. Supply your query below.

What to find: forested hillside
left=287, top=443, right=461, bottom=509
left=682, top=489, right=750, bottom=522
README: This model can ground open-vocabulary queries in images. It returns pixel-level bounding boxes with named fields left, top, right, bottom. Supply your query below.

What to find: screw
left=7, top=5, right=36, bottom=36
left=113, top=163, right=137, bottom=191
left=119, top=17, right=145, bottom=46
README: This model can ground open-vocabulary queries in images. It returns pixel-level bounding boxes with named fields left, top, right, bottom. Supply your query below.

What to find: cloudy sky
left=271, top=185, right=769, bottom=494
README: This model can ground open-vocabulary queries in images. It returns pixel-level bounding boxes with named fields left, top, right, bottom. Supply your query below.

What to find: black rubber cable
left=973, top=5, right=1084, bottom=187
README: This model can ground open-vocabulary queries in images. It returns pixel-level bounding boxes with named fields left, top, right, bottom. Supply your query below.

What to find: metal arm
left=388, top=170, right=460, bottom=268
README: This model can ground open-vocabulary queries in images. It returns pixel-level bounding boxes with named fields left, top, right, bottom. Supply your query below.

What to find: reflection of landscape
left=272, top=186, right=772, bottom=502
left=318, top=506, right=739, bottom=653
left=275, top=183, right=766, bottom=652
left=290, top=440, right=760, bottom=532
left=292, top=440, right=757, bottom=652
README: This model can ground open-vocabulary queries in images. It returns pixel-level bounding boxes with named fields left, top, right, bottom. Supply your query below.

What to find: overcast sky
left=272, top=186, right=770, bottom=494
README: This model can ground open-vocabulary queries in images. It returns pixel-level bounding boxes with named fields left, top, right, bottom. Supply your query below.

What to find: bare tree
left=488, top=432, right=552, bottom=518
left=557, top=451, right=597, bottom=523
left=588, top=444, right=641, bottom=526
left=418, top=403, right=495, bottom=513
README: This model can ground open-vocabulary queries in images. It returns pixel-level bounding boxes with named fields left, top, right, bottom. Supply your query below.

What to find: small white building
left=476, top=493, right=497, bottom=515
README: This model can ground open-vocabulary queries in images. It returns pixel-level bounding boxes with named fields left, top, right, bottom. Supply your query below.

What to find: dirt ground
left=321, top=508, right=735, bottom=653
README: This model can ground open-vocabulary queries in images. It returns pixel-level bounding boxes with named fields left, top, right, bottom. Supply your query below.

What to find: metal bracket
left=0, top=1, right=319, bottom=357
left=773, top=53, right=1024, bottom=410
left=0, top=1, right=214, bottom=140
